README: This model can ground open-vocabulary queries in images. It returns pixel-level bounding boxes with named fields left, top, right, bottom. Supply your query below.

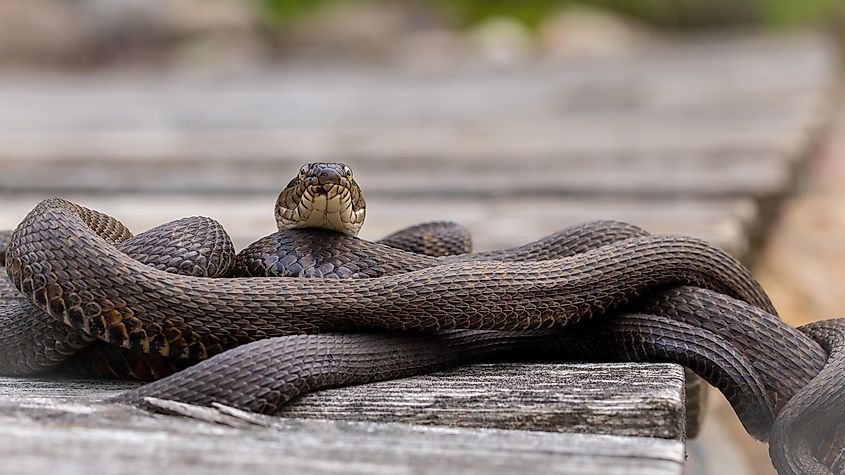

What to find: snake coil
left=0, top=162, right=842, bottom=474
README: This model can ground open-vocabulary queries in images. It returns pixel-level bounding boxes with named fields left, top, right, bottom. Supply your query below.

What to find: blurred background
left=0, top=1, right=844, bottom=474
left=0, top=0, right=843, bottom=69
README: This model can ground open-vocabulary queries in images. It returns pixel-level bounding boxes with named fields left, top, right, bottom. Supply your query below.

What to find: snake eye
left=298, top=165, right=309, bottom=179
left=342, top=165, right=353, bottom=177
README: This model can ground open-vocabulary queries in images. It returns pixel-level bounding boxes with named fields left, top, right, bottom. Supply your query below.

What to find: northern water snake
left=1, top=162, right=842, bottom=474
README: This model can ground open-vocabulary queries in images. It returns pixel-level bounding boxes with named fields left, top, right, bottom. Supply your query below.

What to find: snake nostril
left=315, top=168, right=343, bottom=184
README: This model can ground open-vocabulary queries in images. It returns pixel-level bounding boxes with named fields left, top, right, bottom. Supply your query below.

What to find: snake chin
left=294, top=185, right=364, bottom=235
left=274, top=162, right=366, bottom=236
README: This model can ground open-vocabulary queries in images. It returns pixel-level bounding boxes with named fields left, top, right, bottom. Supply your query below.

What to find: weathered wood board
left=0, top=152, right=800, bottom=199
left=279, top=363, right=686, bottom=439
left=0, top=363, right=687, bottom=439
left=0, top=413, right=685, bottom=475
left=0, top=363, right=686, bottom=475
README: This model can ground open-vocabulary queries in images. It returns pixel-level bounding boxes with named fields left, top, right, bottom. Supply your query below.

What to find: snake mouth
left=307, top=183, right=336, bottom=195
left=275, top=163, right=367, bottom=236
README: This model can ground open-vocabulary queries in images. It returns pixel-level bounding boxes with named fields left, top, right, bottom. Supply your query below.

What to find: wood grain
left=279, top=363, right=686, bottom=439
left=0, top=364, right=685, bottom=475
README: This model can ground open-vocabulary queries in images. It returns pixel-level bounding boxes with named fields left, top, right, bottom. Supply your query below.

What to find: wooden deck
left=0, top=33, right=839, bottom=474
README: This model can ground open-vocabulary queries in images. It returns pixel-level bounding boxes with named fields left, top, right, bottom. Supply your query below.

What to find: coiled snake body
left=1, top=163, right=843, bottom=474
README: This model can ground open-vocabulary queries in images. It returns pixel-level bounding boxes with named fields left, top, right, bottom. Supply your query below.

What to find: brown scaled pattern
left=1, top=197, right=842, bottom=475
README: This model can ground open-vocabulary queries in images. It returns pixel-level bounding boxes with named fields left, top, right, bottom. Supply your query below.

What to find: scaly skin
left=0, top=161, right=841, bottom=473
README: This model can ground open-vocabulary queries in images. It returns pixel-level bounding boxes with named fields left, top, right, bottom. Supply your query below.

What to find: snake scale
left=1, top=162, right=843, bottom=474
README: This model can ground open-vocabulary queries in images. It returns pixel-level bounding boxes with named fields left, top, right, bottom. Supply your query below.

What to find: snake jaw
left=275, top=163, right=366, bottom=236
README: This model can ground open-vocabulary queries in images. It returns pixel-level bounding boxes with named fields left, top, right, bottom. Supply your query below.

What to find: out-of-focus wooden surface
left=758, top=105, right=845, bottom=328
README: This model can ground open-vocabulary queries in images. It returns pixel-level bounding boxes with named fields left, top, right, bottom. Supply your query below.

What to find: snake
left=1, top=162, right=843, bottom=475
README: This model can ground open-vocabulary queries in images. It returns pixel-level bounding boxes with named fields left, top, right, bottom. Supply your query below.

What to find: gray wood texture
left=279, top=363, right=687, bottom=439
left=0, top=33, right=838, bottom=474
left=0, top=365, right=685, bottom=475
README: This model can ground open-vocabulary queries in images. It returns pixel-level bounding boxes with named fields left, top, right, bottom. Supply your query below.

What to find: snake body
left=7, top=199, right=777, bottom=352
left=1, top=162, right=843, bottom=474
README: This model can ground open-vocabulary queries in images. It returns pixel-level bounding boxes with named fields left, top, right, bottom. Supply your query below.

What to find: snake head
left=275, top=162, right=367, bottom=236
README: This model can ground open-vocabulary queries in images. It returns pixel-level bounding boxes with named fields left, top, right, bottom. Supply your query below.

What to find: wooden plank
left=0, top=91, right=818, bottom=134
left=0, top=364, right=685, bottom=475
left=277, top=363, right=686, bottom=439
left=0, top=97, right=819, bottom=133
left=0, top=122, right=816, bottom=165
left=0, top=151, right=796, bottom=199
left=0, top=193, right=757, bottom=256
left=0, top=412, right=685, bottom=475
left=0, top=76, right=821, bottom=130
left=0, top=363, right=686, bottom=439
left=0, top=36, right=831, bottom=133
left=0, top=37, right=832, bottom=171
left=0, top=85, right=824, bottom=134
